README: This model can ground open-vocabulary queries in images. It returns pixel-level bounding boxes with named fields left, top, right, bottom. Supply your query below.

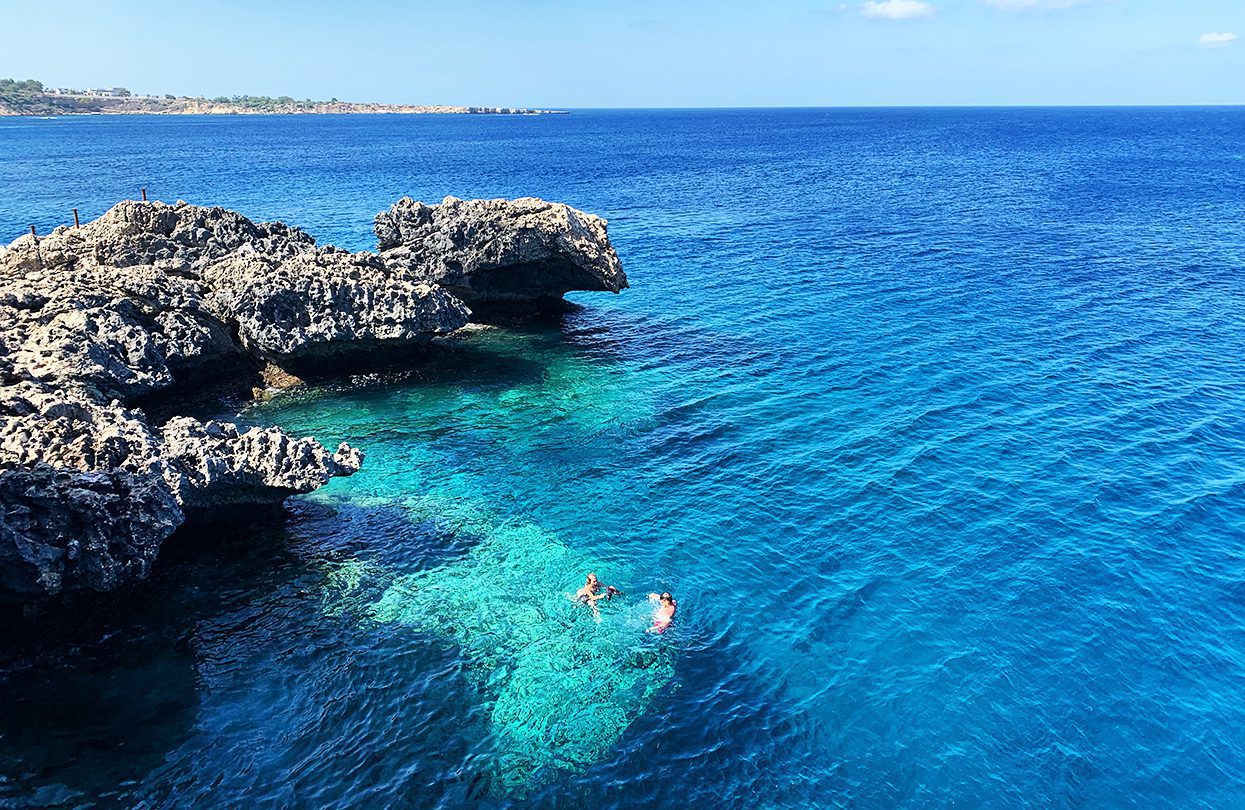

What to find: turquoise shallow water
left=2, top=109, right=1245, bottom=806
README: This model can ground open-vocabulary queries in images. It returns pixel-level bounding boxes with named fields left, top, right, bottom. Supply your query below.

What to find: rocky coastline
left=0, top=80, right=566, bottom=117
left=0, top=196, right=626, bottom=601
left=0, top=101, right=567, bottom=117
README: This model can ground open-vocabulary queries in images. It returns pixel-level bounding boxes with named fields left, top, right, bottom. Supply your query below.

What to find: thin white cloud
left=1198, top=32, right=1239, bottom=48
left=982, top=0, right=1081, bottom=8
left=861, top=0, right=935, bottom=19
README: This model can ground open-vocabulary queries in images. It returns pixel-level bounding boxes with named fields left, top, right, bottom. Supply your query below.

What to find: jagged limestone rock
left=0, top=194, right=625, bottom=600
left=0, top=465, right=182, bottom=597
left=0, top=200, right=470, bottom=401
left=375, top=196, right=627, bottom=306
left=0, top=381, right=361, bottom=598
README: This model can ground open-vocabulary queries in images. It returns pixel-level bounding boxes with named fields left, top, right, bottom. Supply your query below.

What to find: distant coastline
left=0, top=78, right=566, bottom=116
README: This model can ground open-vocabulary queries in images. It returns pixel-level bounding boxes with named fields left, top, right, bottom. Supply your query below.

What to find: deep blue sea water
left=2, top=108, right=1245, bottom=807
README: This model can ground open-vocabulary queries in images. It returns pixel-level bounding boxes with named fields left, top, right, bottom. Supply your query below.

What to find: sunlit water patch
left=266, top=323, right=679, bottom=796
left=320, top=508, right=675, bottom=797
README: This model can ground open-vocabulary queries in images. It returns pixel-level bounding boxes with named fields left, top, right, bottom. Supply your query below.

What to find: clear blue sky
left=1, top=0, right=1241, bottom=107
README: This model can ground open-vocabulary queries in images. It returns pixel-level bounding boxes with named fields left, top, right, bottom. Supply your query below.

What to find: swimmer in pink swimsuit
left=647, top=591, right=677, bottom=633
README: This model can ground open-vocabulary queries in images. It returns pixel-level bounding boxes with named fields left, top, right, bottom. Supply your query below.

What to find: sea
left=1, top=108, right=1244, bottom=808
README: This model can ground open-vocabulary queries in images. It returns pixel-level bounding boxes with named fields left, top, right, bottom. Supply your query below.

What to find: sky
left=0, top=0, right=1241, bottom=107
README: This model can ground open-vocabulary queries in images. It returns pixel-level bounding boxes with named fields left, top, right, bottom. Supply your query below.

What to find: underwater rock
left=375, top=196, right=628, bottom=308
left=361, top=512, right=673, bottom=796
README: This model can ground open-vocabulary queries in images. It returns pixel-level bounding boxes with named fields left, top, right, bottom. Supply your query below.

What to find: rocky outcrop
left=0, top=201, right=435, bottom=599
left=0, top=195, right=624, bottom=600
left=204, top=250, right=469, bottom=372
left=0, top=380, right=360, bottom=598
left=1, top=201, right=470, bottom=402
left=375, top=196, right=627, bottom=307
left=0, top=466, right=181, bottom=597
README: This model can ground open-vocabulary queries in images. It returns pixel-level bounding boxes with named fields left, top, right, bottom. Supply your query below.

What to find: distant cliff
left=0, top=78, right=566, bottom=116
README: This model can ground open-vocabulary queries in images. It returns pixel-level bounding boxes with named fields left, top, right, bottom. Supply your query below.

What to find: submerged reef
left=320, top=495, right=673, bottom=797
left=0, top=197, right=626, bottom=600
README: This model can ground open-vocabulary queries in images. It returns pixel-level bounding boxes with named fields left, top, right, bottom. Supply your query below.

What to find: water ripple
left=3, top=107, right=1245, bottom=807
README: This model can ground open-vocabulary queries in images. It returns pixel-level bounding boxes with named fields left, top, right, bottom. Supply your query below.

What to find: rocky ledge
left=376, top=196, right=627, bottom=309
left=0, top=196, right=625, bottom=600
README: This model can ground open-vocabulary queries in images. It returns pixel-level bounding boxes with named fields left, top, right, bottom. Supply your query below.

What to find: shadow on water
left=239, top=325, right=579, bottom=422
left=0, top=619, right=199, bottom=807
left=0, top=517, right=295, bottom=806
left=0, top=495, right=487, bottom=808
left=283, top=496, right=485, bottom=576
left=244, top=304, right=693, bottom=414
left=380, top=309, right=644, bottom=391
left=146, top=306, right=637, bottom=424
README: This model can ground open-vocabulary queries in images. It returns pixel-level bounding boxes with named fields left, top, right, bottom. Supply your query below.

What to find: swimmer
left=647, top=591, right=677, bottom=633
left=574, top=573, right=619, bottom=618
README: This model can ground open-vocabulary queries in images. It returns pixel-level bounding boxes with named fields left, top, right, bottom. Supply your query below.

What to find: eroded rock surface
left=375, top=196, right=627, bottom=306
left=0, top=466, right=181, bottom=597
left=0, top=201, right=427, bottom=599
left=0, top=195, right=624, bottom=600
left=1, top=200, right=470, bottom=402
left=0, top=380, right=360, bottom=598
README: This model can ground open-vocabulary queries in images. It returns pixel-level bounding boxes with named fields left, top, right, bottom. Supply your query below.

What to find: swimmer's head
left=586, top=573, right=599, bottom=586
left=660, top=592, right=674, bottom=604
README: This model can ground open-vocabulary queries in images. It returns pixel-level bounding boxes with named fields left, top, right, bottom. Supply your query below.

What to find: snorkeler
left=647, top=591, right=677, bottom=633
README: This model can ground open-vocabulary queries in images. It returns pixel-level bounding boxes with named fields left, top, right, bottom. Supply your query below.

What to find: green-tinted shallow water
left=254, top=324, right=680, bottom=798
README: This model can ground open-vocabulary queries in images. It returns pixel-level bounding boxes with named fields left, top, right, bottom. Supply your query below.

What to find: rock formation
left=0, top=195, right=625, bottom=600
left=2, top=200, right=470, bottom=401
left=375, top=196, right=627, bottom=307
left=0, top=381, right=360, bottom=597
